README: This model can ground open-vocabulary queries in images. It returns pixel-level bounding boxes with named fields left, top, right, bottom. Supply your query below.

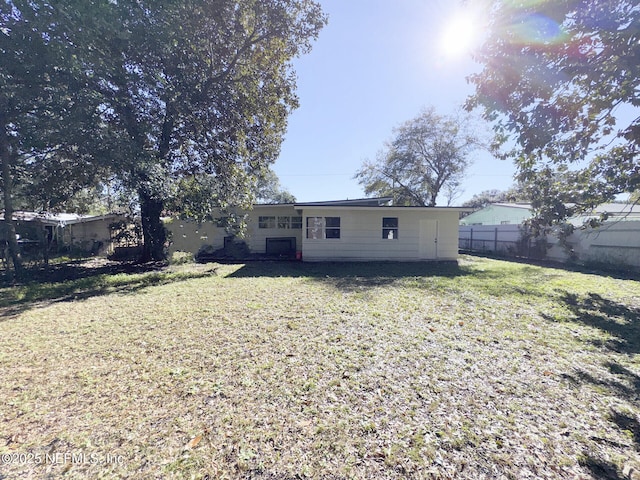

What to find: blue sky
left=274, top=0, right=517, bottom=205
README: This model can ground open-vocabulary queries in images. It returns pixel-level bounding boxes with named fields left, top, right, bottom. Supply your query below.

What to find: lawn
left=1, top=256, right=639, bottom=479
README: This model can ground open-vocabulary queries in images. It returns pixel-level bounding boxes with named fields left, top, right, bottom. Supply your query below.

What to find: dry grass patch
left=0, top=256, right=639, bottom=479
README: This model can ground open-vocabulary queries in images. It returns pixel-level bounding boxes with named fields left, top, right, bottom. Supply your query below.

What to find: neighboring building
left=0, top=211, right=125, bottom=255
left=568, top=203, right=640, bottom=225
left=459, top=203, right=533, bottom=226
left=460, top=202, right=640, bottom=226
left=166, top=198, right=471, bottom=262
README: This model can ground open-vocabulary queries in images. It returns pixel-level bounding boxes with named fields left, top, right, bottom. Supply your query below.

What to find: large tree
left=66, top=0, right=325, bottom=261
left=467, top=0, right=640, bottom=229
left=1, top=1, right=111, bottom=278
left=2, top=0, right=326, bottom=266
left=355, top=107, right=481, bottom=206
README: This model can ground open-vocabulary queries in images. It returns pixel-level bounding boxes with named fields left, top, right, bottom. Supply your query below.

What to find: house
left=459, top=203, right=533, bottom=226
left=166, top=198, right=471, bottom=262
left=0, top=211, right=125, bottom=255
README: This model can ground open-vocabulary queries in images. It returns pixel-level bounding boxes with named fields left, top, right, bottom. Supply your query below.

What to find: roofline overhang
left=294, top=205, right=474, bottom=212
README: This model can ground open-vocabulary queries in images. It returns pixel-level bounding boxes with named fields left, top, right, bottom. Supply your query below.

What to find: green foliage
left=355, top=107, right=483, bottom=206
left=461, top=185, right=530, bottom=209
left=467, top=0, right=640, bottom=228
left=254, top=168, right=297, bottom=204
left=2, top=0, right=326, bottom=262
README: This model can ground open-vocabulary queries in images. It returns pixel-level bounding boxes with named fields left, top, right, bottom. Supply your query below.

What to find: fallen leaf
left=186, top=434, right=203, bottom=450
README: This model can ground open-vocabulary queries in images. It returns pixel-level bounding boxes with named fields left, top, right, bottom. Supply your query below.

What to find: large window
left=382, top=217, right=399, bottom=239
left=306, top=217, right=341, bottom=239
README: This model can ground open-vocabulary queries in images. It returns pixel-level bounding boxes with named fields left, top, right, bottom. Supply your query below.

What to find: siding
left=166, top=218, right=226, bottom=255
left=300, top=208, right=460, bottom=262
left=243, top=206, right=303, bottom=254
left=165, top=205, right=303, bottom=255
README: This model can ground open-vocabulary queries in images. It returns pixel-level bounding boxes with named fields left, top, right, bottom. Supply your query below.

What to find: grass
left=0, top=255, right=639, bottom=479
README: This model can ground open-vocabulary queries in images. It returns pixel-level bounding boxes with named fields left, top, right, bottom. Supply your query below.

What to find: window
left=306, top=216, right=341, bottom=239
left=258, top=216, right=276, bottom=229
left=277, top=216, right=291, bottom=229
left=260, top=215, right=302, bottom=229
left=325, top=217, right=341, bottom=238
left=382, top=217, right=398, bottom=239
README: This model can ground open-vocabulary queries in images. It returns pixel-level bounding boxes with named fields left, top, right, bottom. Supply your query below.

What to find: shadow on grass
left=553, top=292, right=640, bottom=355
left=579, top=455, right=626, bottom=480
left=578, top=407, right=640, bottom=480
left=553, top=291, right=640, bottom=479
left=226, top=260, right=470, bottom=291
left=0, top=260, right=218, bottom=320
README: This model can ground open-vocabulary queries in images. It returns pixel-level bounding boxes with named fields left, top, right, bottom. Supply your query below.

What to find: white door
left=419, top=220, right=439, bottom=259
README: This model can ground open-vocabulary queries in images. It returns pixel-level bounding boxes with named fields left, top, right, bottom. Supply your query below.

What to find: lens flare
left=440, top=9, right=485, bottom=59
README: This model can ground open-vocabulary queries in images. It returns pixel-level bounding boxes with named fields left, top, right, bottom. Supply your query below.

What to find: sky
left=273, top=0, right=517, bottom=205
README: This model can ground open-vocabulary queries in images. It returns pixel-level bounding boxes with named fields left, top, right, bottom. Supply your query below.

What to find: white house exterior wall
left=166, top=205, right=302, bottom=255
left=243, top=205, right=303, bottom=254
left=166, top=218, right=226, bottom=255
left=299, top=207, right=460, bottom=262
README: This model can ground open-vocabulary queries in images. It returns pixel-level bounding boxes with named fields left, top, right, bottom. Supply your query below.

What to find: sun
left=439, top=10, right=483, bottom=59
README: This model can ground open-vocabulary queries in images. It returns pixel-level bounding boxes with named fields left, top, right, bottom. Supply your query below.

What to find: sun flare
left=440, top=10, right=483, bottom=59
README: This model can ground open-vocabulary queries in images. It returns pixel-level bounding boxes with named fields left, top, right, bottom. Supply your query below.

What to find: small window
left=258, top=216, right=276, bottom=229
left=382, top=217, right=398, bottom=239
left=277, top=216, right=291, bottom=229
left=291, top=216, right=302, bottom=229
left=500, top=220, right=511, bottom=225
left=306, top=216, right=341, bottom=239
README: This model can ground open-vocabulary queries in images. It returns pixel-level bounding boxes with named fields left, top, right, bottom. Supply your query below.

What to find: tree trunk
left=1, top=131, right=24, bottom=281
left=139, top=189, right=167, bottom=262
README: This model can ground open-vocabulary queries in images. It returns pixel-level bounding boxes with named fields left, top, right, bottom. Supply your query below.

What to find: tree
left=355, top=107, right=482, bottom=206
left=132, top=1, right=323, bottom=259
left=1, top=2, right=110, bottom=279
left=255, top=169, right=296, bottom=204
left=461, top=185, right=530, bottom=209
left=54, top=0, right=326, bottom=261
left=3, top=1, right=326, bottom=265
left=462, top=189, right=512, bottom=209
left=467, top=0, right=640, bottom=229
